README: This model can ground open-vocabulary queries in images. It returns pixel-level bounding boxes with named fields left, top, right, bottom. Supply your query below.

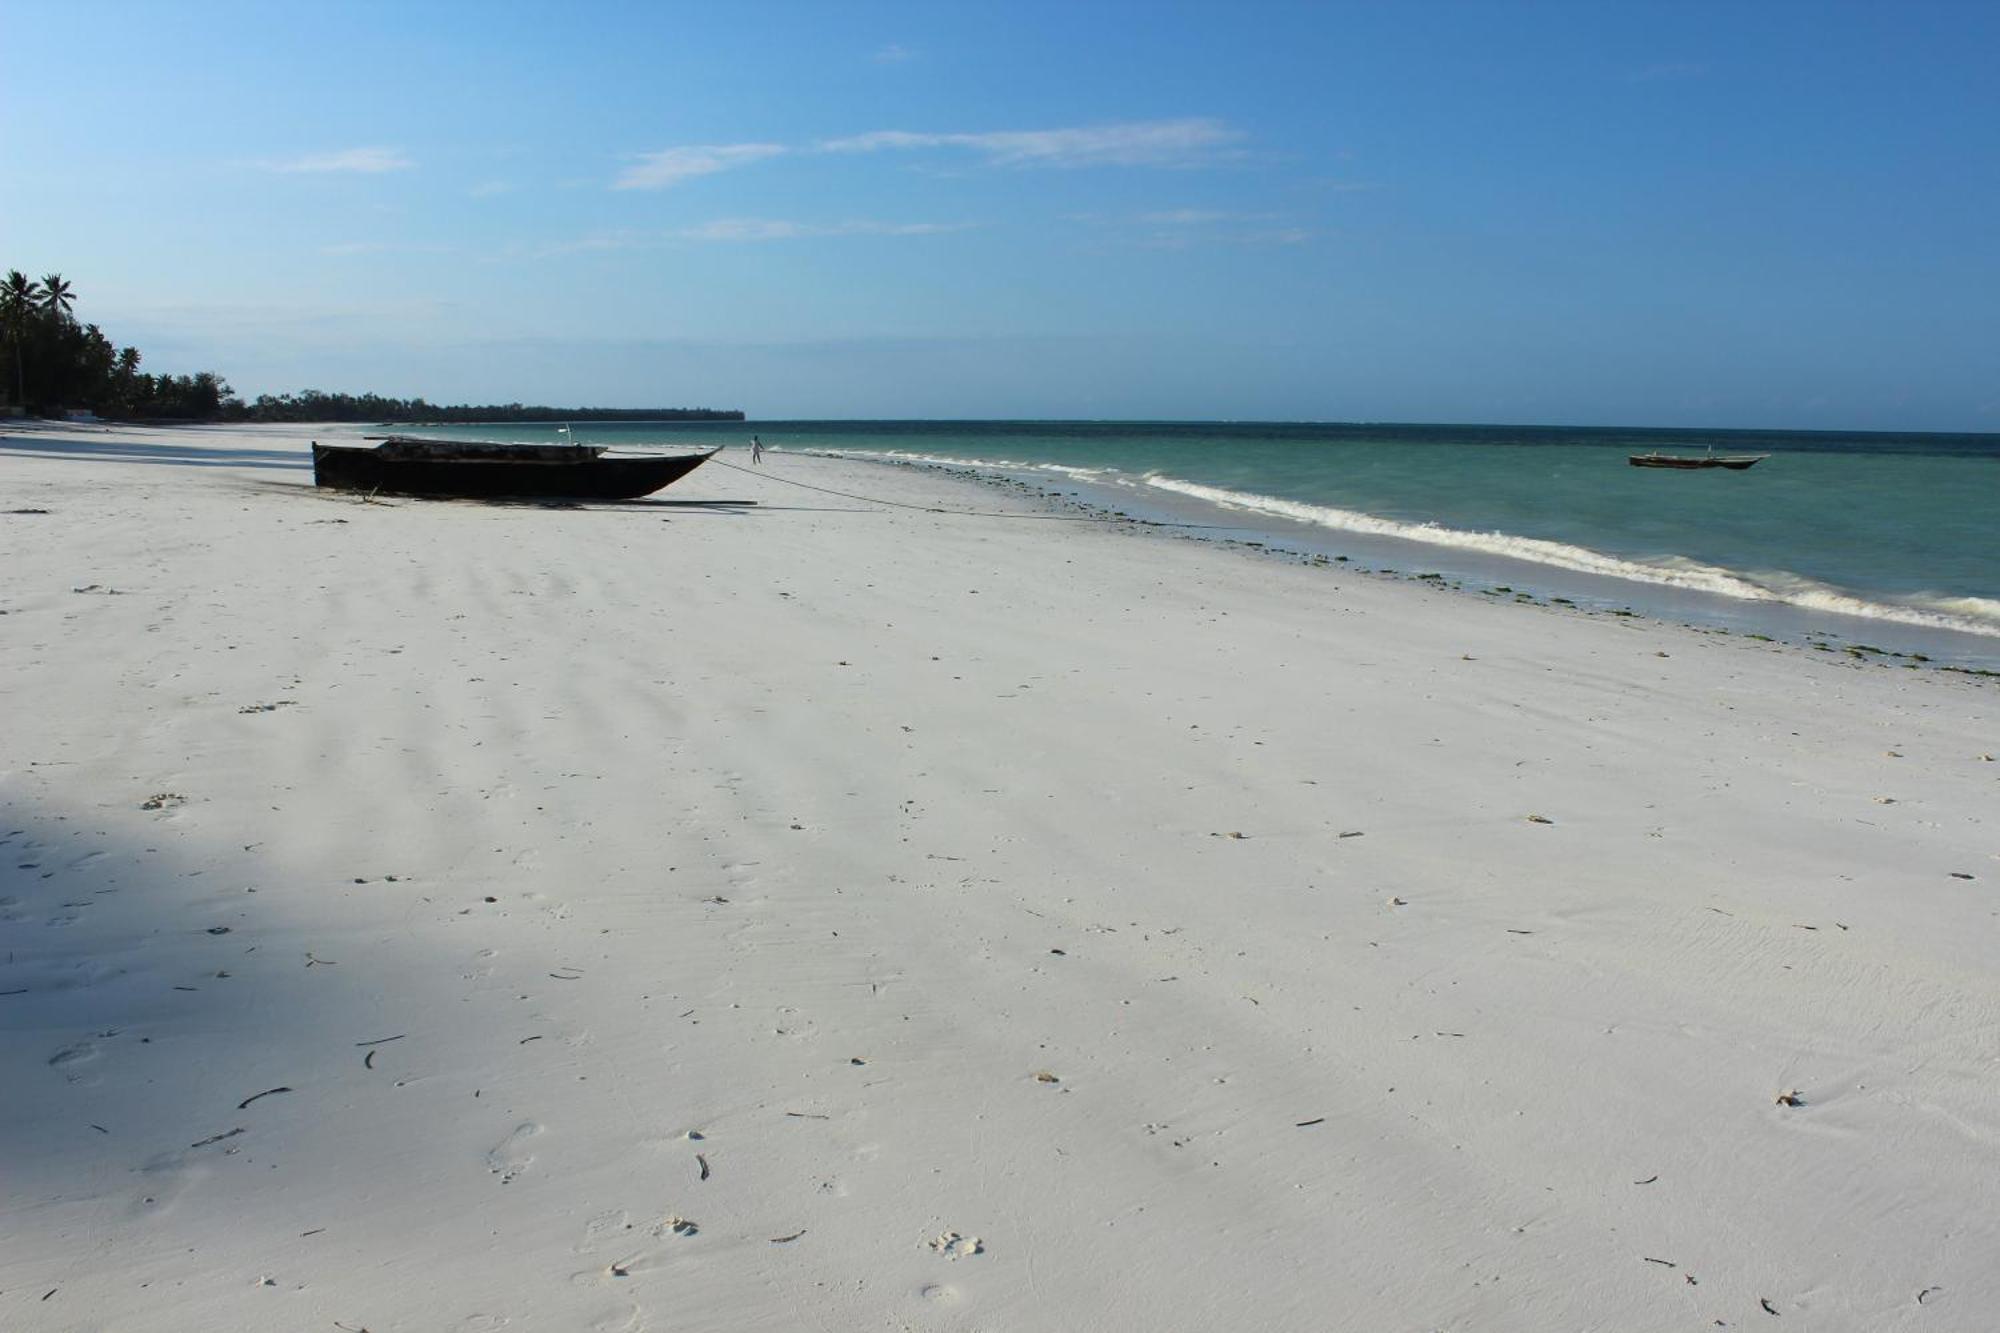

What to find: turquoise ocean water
left=401, top=420, right=2000, bottom=666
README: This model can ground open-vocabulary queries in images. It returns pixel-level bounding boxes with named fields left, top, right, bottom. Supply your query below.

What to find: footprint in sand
left=49, top=1039, right=98, bottom=1067
left=771, top=1006, right=819, bottom=1041
left=455, top=1317, right=509, bottom=1332
left=927, top=1231, right=983, bottom=1259
left=130, top=1149, right=214, bottom=1217
left=919, top=1283, right=962, bottom=1304
left=486, top=1122, right=541, bottom=1184
left=577, top=1209, right=634, bottom=1251
left=49, top=1039, right=102, bottom=1082
left=587, top=1301, right=646, bottom=1332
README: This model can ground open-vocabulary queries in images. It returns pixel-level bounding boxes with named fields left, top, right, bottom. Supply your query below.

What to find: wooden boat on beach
left=1628, top=448, right=1770, bottom=470
left=311, top=436, right=718, bottom=499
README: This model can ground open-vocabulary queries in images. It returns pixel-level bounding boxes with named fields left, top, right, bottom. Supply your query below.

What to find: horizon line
left=358, top=413, right=2000, bottom=439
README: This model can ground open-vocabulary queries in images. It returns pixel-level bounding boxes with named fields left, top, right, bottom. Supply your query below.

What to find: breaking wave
left=815, top=447, right=1999, bottom=640
left=812, top=446, right=1115, bottom=484
left=1146, top=477, right=2000, bottom=639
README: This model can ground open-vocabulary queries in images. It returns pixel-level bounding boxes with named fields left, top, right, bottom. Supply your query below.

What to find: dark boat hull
left=313, top=443, right=718, bottom=499
left=1628, top=453, right=1767, bottom=470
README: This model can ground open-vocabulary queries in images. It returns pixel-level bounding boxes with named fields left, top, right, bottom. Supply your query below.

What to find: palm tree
left=39, top=272, right=75, bottom=323
left=110, top=345, right=141, bottom=413
left=1, top=270, right=43, bottom=406
left=1, top=270, right=39, bottom=312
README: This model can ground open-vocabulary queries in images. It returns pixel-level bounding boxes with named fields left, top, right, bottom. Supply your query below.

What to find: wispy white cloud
left=819, top=118, right=1243, bottom=168
left=612, top=120, right=1242, bottom=190
left=872, top=43, right=916, bottom=63
left=1129, top=228, right=1315, bottom=252
left=614, top=143, right=786, bottom=190
left=1133, top=208, right=1279, bottom=226
left=528, top=230, right=649, bottom=257
left=527, top=218, right=969, bottom=256
left=1070, top=208, right=1314, bottom=250
left=670, top=218, right=972, bottom=242
left=266, top=147, right=414, bottom=174
left=469, top=179, right=516, bottom=198
left=1241, top=226, right=1312, bottom=246
left=319, top=241, right=453, bottom=256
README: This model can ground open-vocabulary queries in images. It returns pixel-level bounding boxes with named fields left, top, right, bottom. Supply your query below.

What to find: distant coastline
left=3, top=268, right=750, bottom=424
left=386, top=408, right=745, bottom=424
left=249, top=393, right=741, bottom=424
left=730, top=417, right=2000, bottom=448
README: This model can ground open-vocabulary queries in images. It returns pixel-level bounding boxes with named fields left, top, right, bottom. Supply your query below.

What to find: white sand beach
left=3, top=422, right=1995, bottom=1331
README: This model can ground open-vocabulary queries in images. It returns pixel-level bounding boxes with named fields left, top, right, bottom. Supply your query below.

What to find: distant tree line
left=2, top=267, right=741, bottom=423
left=3, top=269, right=235, bottom=419
left=240, top=391, right=742, bottom=423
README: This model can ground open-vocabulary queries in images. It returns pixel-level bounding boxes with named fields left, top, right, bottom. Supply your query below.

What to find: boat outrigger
left=311, top=436, right=719, bottom=499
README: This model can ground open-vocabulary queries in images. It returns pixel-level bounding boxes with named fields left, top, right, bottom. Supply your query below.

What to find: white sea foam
left=816, top=448, right=1998, bottom=640
left=1145, top=476, right=2000, bottom=639
left=814, top=446, right=1114, bottom=483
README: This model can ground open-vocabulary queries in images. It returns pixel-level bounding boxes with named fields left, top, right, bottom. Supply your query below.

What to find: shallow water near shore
left=397, top=418, right=2000, bottom=667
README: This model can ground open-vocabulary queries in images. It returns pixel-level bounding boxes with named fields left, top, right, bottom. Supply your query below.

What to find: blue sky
left=3, top=1, right=1996, bottom=428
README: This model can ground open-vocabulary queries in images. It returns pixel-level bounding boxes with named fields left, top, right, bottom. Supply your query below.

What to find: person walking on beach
left=750, top=434, right=764, bottom=465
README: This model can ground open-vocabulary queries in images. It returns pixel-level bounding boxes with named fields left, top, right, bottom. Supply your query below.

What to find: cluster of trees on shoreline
left=3, top=270, right=234, bottom=418
left=240, top=391, right=741, bottom=423
left=2, top=268, right=740, bottom=424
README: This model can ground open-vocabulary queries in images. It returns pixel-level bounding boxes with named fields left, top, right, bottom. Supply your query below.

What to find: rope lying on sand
left=704, top=453, right=1230, bottom=528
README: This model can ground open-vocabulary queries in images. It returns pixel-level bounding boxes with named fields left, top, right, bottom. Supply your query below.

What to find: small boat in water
left=1628, top=447, right=1770, bottom=470
left=312, top=436, right=718, bottom=499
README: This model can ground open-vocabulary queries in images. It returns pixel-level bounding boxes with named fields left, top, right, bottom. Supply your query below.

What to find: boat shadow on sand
left=0, top=433, right=310, bottom=472
left=234, top=475, right=768, bottom=514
